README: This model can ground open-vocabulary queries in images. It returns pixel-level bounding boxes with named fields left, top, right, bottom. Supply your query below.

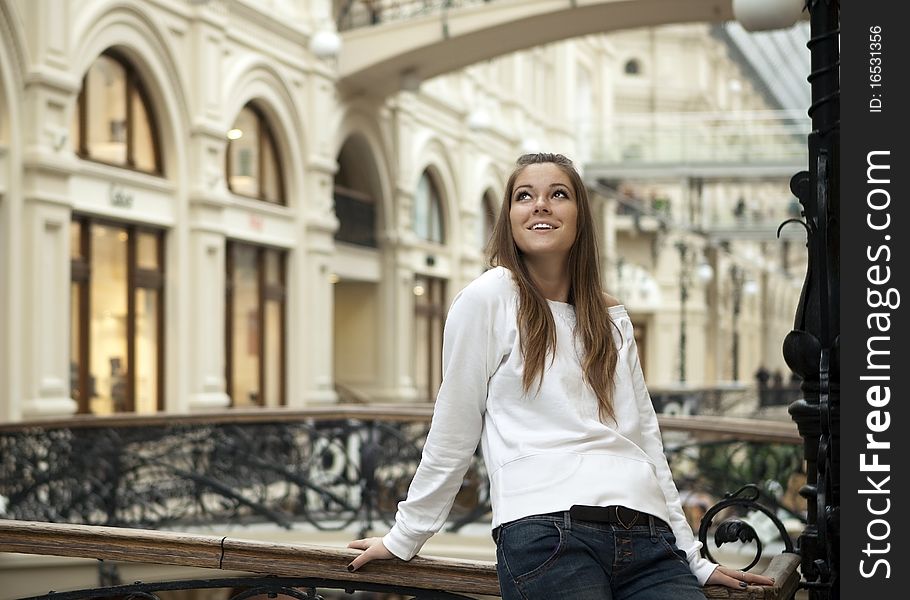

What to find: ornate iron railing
left=698, top=485, right=796, bottom=571
left=667, top=439, right=806, bottom=523
left=335, top=1, right=497, bottom=31
left=0, top=414, right=413, bottom=535
left=334, top=186, right=378, bottom=248
left=647, top=384, right=802, bottom=415
left=17, top=577, right=477, bottom=600
left=650, top=385, right=757, bottom=415
left=0, top=408, right=806, bottom=598
left=0, top=408, right=803, bottom=541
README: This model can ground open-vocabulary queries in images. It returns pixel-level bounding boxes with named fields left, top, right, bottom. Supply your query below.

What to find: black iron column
left=782, top=1, right=840, bottom=599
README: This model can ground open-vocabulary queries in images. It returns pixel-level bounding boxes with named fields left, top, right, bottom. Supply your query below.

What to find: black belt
left=568, top=504, right=670, bottom=530
left=491, top=505, right=671, bottom=544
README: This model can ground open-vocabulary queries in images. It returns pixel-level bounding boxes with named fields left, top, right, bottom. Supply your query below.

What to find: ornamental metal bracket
left=698, top=484, right=796, bottom=571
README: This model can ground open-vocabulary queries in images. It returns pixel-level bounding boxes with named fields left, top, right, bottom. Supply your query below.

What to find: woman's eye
left=553, top=189, right=568, bottom=198
left=516, top=191, right=531, bottom=201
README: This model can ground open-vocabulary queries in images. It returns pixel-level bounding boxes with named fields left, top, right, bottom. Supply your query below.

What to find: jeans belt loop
left=648, top=514, right=658, bottom=540
left=564, top=510, right=572, bottom=531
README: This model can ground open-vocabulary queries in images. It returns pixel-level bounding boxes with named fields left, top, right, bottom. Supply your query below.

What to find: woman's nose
left=532, top=196, right=550, bottom=211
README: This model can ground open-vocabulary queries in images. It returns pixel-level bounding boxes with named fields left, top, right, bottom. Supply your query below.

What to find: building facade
left=0, top=0, right=805, bottom=424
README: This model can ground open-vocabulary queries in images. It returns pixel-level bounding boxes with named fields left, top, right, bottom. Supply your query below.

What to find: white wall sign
left=110, top=184, right=134, bottom=209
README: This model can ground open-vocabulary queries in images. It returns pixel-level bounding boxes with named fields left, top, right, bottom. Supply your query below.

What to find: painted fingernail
left=347, top=564, right=355, bottom=572
left=770, top=578, right=776, bottom=583
left=740, top=582, right=747, bottom=588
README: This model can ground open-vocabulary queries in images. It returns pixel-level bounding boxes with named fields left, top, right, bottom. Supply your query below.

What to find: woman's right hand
left=347, top=536, right=395, bottom=571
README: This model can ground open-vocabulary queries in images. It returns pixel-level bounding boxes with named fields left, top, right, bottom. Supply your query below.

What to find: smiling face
left=508, top=162, right=579, bottom=266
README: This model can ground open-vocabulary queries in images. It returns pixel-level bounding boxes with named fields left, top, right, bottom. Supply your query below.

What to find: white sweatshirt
left=382, top=266, right=718, bottom=585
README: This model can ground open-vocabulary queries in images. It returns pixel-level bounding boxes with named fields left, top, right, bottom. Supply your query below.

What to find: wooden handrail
left=0, top=520, right=499, bottom=596
left=0, top=520, right=801, bottom=599
left=719, top=553, right=802, bottom=600
left=0, top=405, right=435, bottom=431
left=0, top=405, right=801, bottom=443
left=658, top=414, right=801, bottom=444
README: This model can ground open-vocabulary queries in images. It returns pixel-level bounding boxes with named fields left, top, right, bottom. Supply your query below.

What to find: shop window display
left=70, top=219, right=164, bottom=414
left=226, top=242, right=287, bottom=407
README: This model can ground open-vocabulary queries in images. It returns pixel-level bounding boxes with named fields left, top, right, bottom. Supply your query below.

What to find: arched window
left=72, top=51, right=162, bottom=174
left=413, top=170, right=444, bottom=244
left=334, top=135, right=380, bottom=248
left=227, top=104, right=285, bottom=205
left=624, top=58, right=642, bottom=75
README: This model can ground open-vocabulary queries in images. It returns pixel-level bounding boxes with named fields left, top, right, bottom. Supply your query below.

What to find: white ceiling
left=721, top=21, right=812, bottom=113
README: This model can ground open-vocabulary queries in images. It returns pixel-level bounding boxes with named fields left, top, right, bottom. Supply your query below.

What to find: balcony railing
left=334, top=185, right=378, bottom=248
left=649, top=384, right=799, bottom=416
left=584, top=110, right=810, bottom=168
left=0, top=519, right=499, bottom=599
left=0, top=407, right=802, bottom=532
left=0, top=407, right=805, bottom=598
left=336, top=1, right=497, bottom=31
left=0, top=518, right=802, bottom=599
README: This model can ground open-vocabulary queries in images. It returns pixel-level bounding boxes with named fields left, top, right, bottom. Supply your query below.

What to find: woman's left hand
left=706, top=565, right=775, bottom=590
left=346, top=536, right=395, bottom=572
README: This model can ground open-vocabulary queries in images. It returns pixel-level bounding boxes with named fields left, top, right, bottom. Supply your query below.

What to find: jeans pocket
left=657, top=530, right=689, bottom=564
left=498, top=518, right=567, bottom=583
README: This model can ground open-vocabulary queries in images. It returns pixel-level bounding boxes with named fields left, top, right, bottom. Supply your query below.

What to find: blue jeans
left=494, top=512, right=706, bottom=600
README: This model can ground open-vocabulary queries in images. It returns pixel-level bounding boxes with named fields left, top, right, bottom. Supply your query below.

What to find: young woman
left=348, top=153, right=773, bottom=598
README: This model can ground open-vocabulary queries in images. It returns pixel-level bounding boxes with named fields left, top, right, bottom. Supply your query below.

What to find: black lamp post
left=730, top=265, right=744, bottom=382
left=675, top=241, right=713, bottom=384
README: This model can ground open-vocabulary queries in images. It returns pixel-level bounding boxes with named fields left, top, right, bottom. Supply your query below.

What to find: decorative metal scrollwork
left=697, top=484, right=796, bottom=571
left=230, top=583, right=320, bottom=600
left=1, top=417, right=804, bottom=546
left=665, top=440, right=807, bottom=524
left=16, top=577, right=477, bottom=600
left=336, top=1, right=495, bottom=31
left=780, top=3, right=840, bottom=598
left=0, top=418, right=491, bottom=536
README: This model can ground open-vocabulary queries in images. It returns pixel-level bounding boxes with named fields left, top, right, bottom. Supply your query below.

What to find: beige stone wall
left=0, top=0, right=803, bottom=417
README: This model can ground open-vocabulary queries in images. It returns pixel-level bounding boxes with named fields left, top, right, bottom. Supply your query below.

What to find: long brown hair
left=487, top=153, right=619, bottom=422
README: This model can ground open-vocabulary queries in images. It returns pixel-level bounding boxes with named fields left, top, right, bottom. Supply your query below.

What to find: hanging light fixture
left=521, top=138, right=541, bottom=154
left=733, top=0, right=804, bottom=31
left=310, top=29, right=342, bottom=59
left=696, top=261, right=715, bottom=283
left=467, top=108, right=492, bottom=131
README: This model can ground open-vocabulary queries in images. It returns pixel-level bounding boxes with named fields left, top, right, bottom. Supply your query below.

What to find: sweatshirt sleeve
left=382, top=283, right=500, bottom=560
left=624, top=318, right=719, bottom=586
